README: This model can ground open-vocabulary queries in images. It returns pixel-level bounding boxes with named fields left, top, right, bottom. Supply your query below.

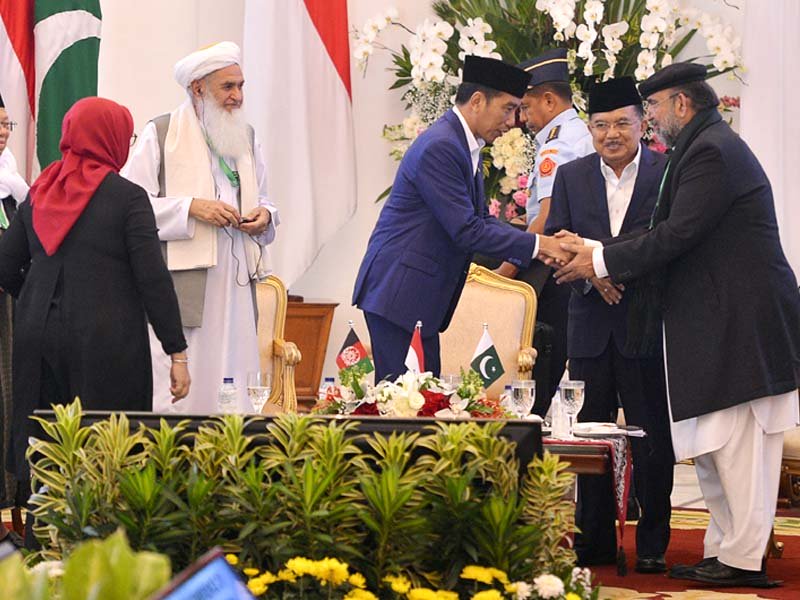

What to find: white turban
left=173, top=41, right=241, bottom=88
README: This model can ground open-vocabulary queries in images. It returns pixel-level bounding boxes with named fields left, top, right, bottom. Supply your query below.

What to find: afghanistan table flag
left=470, top=323, right=504, bottom=387
left=336, top=322, right=374, bottom=373
left=404, top=320, right=425, bottom=374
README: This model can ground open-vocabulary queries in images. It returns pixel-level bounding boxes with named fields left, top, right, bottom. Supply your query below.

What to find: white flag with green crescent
left=470, top=327, right=504, bottom=387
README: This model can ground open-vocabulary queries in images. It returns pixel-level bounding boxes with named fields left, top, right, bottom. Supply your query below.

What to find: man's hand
left=189, top=198, right=241, bottom=227
left=169, top=356, right=191, bottom=403
left=537, top=235, right=575, bottom=266
left=238, top=206, right=271, bottom=236
left=494, top=261, right=520, bottom=279
left=554, top=229, right=585, bottom=246
left=591, top=276, right=624, bottom=305
left=554, top=243, right=596, bottom=283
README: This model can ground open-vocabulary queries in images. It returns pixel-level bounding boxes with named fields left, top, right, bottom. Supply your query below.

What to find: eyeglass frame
left=588, top=118, right=640, bottom=134
left=643, top=92, right=681, bottom=113
left=130, top=132, right=138, bottom=147
left=0, top=120, right=18, bottom=132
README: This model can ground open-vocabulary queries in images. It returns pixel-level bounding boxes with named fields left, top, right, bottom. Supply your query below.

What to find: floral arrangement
left=313, top=368, right=509, bottom=419
left=353, top=0, right=743, bottom=218
left=228, top=556, right=597, bottom=600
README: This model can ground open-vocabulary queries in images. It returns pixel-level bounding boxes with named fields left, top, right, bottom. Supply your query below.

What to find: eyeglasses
left=130, top=132, right=138, bottom=147
left=590, top=119, right=638, bottom=134
left=0, top=121, right=17, bottom=132
left=643, top=92, right=680, bottom=112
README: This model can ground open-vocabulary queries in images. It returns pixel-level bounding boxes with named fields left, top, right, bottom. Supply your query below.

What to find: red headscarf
left=30, top=97, right=133, bottom=255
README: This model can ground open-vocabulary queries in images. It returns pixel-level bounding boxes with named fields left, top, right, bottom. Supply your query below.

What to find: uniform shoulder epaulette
left=546, top=125, right=561, bottom=143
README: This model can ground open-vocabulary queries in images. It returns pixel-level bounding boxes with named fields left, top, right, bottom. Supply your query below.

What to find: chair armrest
left=273, top=338, right=302, bottom=365
left=517, top=346, right=537, bottom=375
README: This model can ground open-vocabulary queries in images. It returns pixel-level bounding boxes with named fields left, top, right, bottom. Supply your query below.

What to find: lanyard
left=218, top=155, right=240, bottom=188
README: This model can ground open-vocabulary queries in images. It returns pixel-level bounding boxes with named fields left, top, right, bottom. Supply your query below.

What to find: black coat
left=546, top=144, right=667, bottom=359
left=604, top=119, right=800, bottom=421
left=0, top=172, right=186, bottom=478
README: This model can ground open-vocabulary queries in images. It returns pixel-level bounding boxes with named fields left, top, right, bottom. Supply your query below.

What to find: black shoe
left=674, top=558, right=780, bottom=588
left=669, top=556, right=717, bottom=578
left=635, top=555, right=667, bottom=574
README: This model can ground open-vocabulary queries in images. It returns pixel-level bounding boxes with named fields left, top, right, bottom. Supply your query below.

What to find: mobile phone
left=239, top=216, right=257, bottom=224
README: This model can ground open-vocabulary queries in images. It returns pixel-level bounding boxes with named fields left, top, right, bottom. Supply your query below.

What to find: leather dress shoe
left=673, top=558, right=777, bottom=588
left=635, top=555, right=667, bottom=574
left=669, top=556, right=717, bottom=578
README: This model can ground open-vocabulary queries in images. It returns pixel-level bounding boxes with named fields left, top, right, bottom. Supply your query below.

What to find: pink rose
left=504, top=203, right=518, bottom=221
left=488, top=198, right=501, bottom=218
left=512, top=190, right=528, bottom=207
left=517, top=174, right=528, bottom=189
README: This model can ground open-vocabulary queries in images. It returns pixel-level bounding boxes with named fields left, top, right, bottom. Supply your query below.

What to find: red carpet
left=592, top=517, right=800, bottom=599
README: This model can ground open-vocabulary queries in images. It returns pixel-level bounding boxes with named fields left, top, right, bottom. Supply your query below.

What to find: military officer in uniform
left=494, top=48, right=593, bottom=414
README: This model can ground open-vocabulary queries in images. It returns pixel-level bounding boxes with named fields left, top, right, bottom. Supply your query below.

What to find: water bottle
left=217, top=377, right=238, bottom=414
left=551, top=386, right=568, bottom=438
left=318, top=377, right=335, bottom=402
left=499, top=385, right=512, bottom=412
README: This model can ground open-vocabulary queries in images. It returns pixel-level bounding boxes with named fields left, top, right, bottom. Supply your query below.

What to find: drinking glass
left=247, top=371, right=272, bottom=414
left=441, top=374, right=461, bottom=392
left=561, top=380, right=585, bottom=438
left=509, top=380, right=536, bottom=418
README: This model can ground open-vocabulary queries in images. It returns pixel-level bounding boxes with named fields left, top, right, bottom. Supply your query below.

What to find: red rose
left=417, top=390, right=451, bottom=417
left=353, top=402, right=379, bottom=416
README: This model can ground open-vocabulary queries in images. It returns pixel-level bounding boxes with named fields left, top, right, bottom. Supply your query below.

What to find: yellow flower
left=383, top=574, right=411, bottom=594
left=246, top=578, right=267, bottom=596
left=315, top=557, right=350, bottom=586
left=224, top=554, right=239, bottom=566
left=407, top=588, right=440, bottom=600
left=278, top=568, right=297, bottom=582
left=460, top=565, right=494, bottom=585
left=488, top=568, right=509, bottom=585
left=471, top=591, right=503, bottom=600
left=435, top=592, right=459, bottom=600
left=257, top=572, right=278, bottom=585
left=286, top=557, right=315, bottom=577
left=243, top=568, right=259, bottom=577
left=349, top=572, right=367, bottom=589
left=565, top=594, right=581, bottom=600
left=344, top=590, right=378, bottom=600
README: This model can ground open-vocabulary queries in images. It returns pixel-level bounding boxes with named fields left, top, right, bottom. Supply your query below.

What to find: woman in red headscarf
left=0, top=97, right=189, bottom=483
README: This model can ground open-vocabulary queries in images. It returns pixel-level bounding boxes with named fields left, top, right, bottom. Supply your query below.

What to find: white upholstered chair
left=255, top=276, right=302, bottom=413
left=440, top=264, right=537, bottom=400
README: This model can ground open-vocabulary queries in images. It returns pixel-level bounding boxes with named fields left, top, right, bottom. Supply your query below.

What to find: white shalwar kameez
left=122, top=122, right=278, bottom=414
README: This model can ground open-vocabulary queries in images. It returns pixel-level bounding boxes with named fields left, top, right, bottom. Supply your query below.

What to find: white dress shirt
left=600, top=144, right=641, bottom=236
left=452, top=106, right=540, bottom=258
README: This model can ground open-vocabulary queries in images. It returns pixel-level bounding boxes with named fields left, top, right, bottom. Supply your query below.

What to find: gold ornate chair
left=440, top=264, right=537, bottom=399
left=255, top=276, right=302, bottom=413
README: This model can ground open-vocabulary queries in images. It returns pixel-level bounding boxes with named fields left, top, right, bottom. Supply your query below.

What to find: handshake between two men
left=536, top=230, right=625, bottom=306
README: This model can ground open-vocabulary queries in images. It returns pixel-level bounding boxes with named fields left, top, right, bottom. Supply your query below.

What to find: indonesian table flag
left=470, top=324, right=504, bottom=387
left=243, top=0, right=356, bottom=287
left=404, top=321, right=425, bottom=374
left=0, top=0, right=101, bottom=179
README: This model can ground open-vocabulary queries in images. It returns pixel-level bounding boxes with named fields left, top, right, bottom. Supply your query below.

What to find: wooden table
left=543, top=439, right=611, bottom=475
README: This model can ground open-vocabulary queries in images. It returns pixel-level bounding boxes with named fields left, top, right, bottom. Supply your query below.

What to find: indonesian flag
left=335, top=327, right=374, bottom=374
left=404, top=321, right=425, bottom=374
left=243, top=0, right=357, bottom=287
left=0, top=0, right=101, bottom=179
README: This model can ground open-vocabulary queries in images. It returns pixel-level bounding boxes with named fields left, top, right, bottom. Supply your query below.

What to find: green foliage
left=0, top=529, right=170, bottom=600
left=28, top=400, right=578, bottom=590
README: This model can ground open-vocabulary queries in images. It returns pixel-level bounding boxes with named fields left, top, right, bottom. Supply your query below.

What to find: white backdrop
left=96, top=0, right=787, bottom=380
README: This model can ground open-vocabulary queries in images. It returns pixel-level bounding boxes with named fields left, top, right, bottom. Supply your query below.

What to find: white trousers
left=693, top=404, right=784, bottom=571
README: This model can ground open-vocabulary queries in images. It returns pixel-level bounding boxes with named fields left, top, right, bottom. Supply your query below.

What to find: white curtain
left=740, top=0, right=800, bottom=277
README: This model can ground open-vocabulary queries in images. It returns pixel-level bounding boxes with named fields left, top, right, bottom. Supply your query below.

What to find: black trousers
left=570, top=339, right=674, bottom=562
left=531, top=274, right=569, bottom=416
left=363, top=311, right=441, bottom=382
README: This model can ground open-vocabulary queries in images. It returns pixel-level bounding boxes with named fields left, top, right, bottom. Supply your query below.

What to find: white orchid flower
left=434, top=20, right=455, bottom=40
left=385, top=7, right=399, bottom=22
left=583, top=53, right=596, bottom=76
left=602, top=21, right=629, bottom=40
left=661, top=53, right=673, bottom=67
left=353, top=42, right=374, bottom=61
left=576, top=23, right=597, bottom=43
left=641, top=14, right=668, bottom=33
left=583, top=0, right=604, bottom=25
left=639, top=31, right=660, bottom=50
left=713, top=50, right=737, bottom=71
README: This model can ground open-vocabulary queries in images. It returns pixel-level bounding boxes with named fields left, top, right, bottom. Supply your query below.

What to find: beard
left=656, top=112, right=683, bottom=148
left=196, top=91, right=250, bottom=159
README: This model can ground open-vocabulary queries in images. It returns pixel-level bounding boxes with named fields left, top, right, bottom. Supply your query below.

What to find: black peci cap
left=518, top=48, right=570, bottom=89
left=462, top=55, right=532, bottom=99
left=588, top=77, right=642, bottom=114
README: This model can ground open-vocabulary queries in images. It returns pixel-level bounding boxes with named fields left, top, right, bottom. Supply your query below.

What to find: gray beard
left=196, top=93, right=250, bottom=159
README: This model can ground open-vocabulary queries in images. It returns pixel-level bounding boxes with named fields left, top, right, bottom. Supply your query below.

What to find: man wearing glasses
left=554, top=62, right=800, bottom=588
left=0, top=96, right=29, bottom=224
left=545, top=77, right=672, bottom=574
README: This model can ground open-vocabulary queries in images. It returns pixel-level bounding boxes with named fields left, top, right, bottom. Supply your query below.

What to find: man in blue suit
left=545, top=77, right=673, bottom=573
left=353, top=56, right=569, bottom=381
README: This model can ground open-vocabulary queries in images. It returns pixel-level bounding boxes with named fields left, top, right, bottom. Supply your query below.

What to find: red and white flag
left=404, top=321, right=425, bottom=374
left=243, top=0, right=357, bottom=287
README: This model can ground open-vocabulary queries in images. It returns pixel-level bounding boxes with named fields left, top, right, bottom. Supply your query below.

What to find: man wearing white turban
left=123, top=41, right=279, bottom=414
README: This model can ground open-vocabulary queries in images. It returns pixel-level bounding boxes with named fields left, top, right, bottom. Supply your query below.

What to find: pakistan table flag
left=470, top=323, right=504, bottom=387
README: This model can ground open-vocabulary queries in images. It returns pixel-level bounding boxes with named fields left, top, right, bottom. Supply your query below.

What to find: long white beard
left=197, top=92, right=250, bottom=159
